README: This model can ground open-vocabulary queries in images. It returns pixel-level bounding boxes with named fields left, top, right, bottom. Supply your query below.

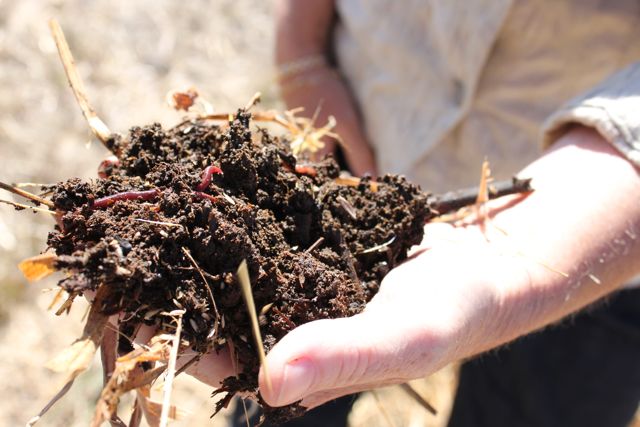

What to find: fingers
left=133, top=323, right=156, bottom=346
left=132, top=323, right=235, bottom=387
left=179, top=346, right=234, bottom=387
left=113, top=317, right=235, bottom=388
left=258, top=311, right=441, bottom=407
left=340, top=139, right=378, bottom=177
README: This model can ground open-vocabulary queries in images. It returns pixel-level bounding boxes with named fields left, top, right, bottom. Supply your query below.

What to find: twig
left=174, top=354, right=200, bottom=377
left=49, top=19, right=112, bottom=147
left=240, top=399, right=251, bottom=427
left=427, top=177, right=533, bottom=216
left=371, top=390, right=396, bottom=427
left=26, top=380, right=75, bottom=427
left=358, top=236, right=396, bottom=255
left=336, top=196, right=357, bottom=220
left=14, top=182, right=51, bottom=188
left=305, top=237, right=324, bottom=253
left=134, top=218, right=183, bottom=228
left=399, top=383, right=437, bottom=415
left=0, top=199, right=56, bottom=215
left=160, top=310, right=184, bottom=427
left=181, top=247, right=220, bottom=321
left=236, top=260, right=272, bottom=394
left=244, top=92, right=261, bottom=110
left=0, top=181, right=55, bottom=209
left=172, top=110, right=291, bottom=131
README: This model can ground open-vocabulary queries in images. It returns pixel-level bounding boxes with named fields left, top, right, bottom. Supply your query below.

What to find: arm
left=275, top=0, right=377, bottom=176
left=258, top=125, right=640, bottom=407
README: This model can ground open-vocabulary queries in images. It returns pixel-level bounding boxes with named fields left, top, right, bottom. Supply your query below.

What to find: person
left=195, top=1, right=640, bottom=426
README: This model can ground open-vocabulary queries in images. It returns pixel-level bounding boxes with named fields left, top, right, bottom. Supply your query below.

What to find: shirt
left=334, top=0, right=640, bottom=192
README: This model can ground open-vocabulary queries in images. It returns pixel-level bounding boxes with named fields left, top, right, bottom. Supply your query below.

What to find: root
left=399, top=383, right=437, bottom=415
left=426, top=177, right=533, bottom=216
left=0, top=181, right=55, bottom=209
left=160, top=310, right=184, bottom=427
left=49, top=19, right=112, bottom=147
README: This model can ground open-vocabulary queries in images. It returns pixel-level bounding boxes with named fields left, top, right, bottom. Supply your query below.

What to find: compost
left=42, top=109, right=430, bottom=423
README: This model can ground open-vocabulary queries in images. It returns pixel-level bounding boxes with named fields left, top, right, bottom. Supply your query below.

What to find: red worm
left=295, top=164, right=317, bottom=177
left=193, top=191, right=219, bottom=204
left=93, top=189, right=160, bottom=209
left=97, top=156, right=120, bottom=179
left=196, top=165, right=223, bottom=191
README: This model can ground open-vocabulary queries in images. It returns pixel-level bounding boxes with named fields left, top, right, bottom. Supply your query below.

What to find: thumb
left=258, top=311, right=439, bottom=407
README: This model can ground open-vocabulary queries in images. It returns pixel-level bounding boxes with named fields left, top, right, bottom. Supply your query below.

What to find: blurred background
left=0, top=1, right=454, bottom=426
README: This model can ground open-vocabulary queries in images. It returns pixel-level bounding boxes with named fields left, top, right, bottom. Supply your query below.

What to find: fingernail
left=275, top=358, right=316, bottom=405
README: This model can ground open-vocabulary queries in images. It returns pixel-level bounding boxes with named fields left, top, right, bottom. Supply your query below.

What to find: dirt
left=42, top=109, right=431, bottom=423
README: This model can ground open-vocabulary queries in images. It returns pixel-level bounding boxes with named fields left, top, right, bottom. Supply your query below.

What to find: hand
left=275, top=0, right=377, bottom=176
left=280, top=65, right=378, bottom=176
left=256, top=222, right=522, bottom=408
left=257, top=126, right=640, bottom=408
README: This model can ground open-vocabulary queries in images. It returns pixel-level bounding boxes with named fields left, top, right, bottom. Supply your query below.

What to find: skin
left=275, top=0, right=376, bottom=176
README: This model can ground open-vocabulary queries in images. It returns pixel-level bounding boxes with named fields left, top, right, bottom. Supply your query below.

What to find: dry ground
left=0, top=1, right=453, bottom=426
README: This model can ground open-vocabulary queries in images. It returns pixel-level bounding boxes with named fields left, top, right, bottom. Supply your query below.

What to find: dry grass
left=0, top=1, right=456, bottom=426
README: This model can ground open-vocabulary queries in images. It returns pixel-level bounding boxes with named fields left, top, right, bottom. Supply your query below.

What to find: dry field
left=0, top=1, right=453, bottom=426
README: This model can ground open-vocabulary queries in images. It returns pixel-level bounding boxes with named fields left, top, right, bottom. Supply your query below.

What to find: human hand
left=256, top=221, right=525, bottom=408
left=275, top=0, right=377, bottom=176
left=257, top=126, right=640, bottom=409
left=279, top=65, right=378, bottom=176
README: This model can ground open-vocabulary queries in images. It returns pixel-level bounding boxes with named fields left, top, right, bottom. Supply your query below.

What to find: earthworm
left=193, top=191, right=219, bottom=204
left=92, top=189, right=160, bottom=209
left=97, top=156, right=120, bottom=179
left=294, top=164, right=317, bottom=177
left=196, top=165, right=223, bottom=191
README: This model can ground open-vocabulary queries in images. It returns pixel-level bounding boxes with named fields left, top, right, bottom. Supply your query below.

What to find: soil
left=43, top=109, right=431, bottom=423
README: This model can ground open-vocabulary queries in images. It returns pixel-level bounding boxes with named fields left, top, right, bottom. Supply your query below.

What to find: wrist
left=278, top=64, right=340, bottom=96
left=466, top=126, right=640, bottom=352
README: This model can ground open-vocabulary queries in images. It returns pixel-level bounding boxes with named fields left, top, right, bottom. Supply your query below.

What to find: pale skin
left=275, top=0, right=376, bottom=176
left=189, top=0, right=640, bottom=411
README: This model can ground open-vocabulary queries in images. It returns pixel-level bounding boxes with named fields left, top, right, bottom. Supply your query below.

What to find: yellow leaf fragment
left=18, top=253, right=58, bottom=281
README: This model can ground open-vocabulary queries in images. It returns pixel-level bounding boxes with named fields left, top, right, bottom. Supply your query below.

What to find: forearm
left=280, top=69, right=376, bottom=175
left=274, top=0, right=376, bottom=175
left=275, top=0, right=335, bottom=63
left=477, top=126, right=640, bottom=353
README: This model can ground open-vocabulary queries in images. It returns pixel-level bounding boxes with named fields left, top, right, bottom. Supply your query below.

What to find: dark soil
left=43, top=109, right=432, bottom=423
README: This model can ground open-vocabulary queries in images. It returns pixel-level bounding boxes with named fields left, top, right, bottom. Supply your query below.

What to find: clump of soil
left=44, top=109, right=431, bottom=423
